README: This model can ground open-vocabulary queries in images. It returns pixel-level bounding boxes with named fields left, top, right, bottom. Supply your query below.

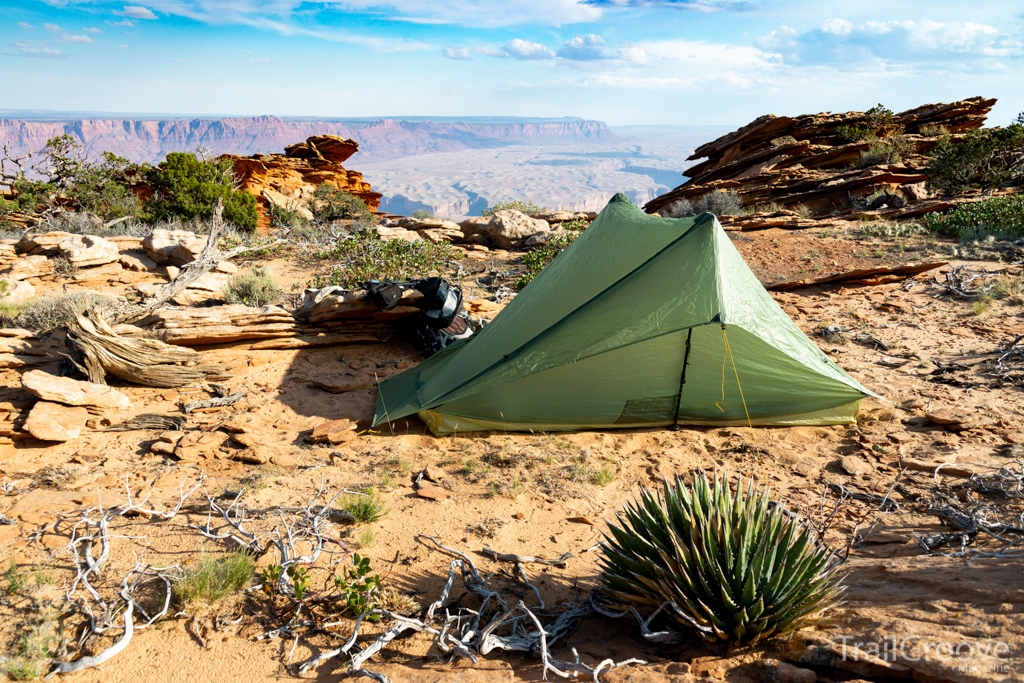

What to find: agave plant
left=599, top=471, right=843, bottom=644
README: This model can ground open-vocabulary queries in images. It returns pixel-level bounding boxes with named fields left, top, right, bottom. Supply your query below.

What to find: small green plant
left=514, top=232, right=577, bottom=290
left=921, top=193, right=1024, bottom=241
left=288, top=565, right=310, bottom=600
left=358, top=527, right=376, bottom=548
left=173, top=551, right=254, bottom=607
left=857, top=220, right=924, bottom=239
left=794, top=204, right=812, bottom=219
left=143, top=152, right=258, bottom=230
left=560, top=217, right=589, bottom=231
left=223, top=266, right=282, bottom=307
left=333, top=553, right=381, bottom=618
left=599, top=472, right=843, bottom=644
left=309, top=184, right=372, bottom=224
left=411, top=208, right=435, bottom=219
left=4, top=559, right=24, bottom=595
left=258, top=564, right=283, bottom=596
left=664, top=190, right=744, bottom=219
left=342, top=490, right=387, bottom=524
left=972, top=298, right=990, bottom=316
left=316, top=232, right=461, bottom=288
left=591, top=464, right=615, bottom=487
left=510, top=478, right=524, bottom=498
left=482, top=199, right=546, bottom=216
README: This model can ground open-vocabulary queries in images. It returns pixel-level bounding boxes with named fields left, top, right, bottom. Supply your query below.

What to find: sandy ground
left=1, top=223, right=1023, bottom=683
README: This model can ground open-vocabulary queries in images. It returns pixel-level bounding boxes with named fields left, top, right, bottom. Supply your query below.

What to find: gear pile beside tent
left=374, top=193, right=875, bottom=435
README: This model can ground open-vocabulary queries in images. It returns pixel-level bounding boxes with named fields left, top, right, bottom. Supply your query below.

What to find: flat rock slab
left=22, top=369, right=132, bottom=410
left=23, top=401, right=90, bottom=441
left=311, top=418, right=358, bottom=444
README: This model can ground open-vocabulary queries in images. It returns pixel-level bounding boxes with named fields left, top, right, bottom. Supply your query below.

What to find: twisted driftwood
left=65, top=307, right=228, bottom=387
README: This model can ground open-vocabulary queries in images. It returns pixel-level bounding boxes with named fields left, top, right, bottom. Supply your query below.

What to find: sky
left=1, top=1, right=1023, bottom=126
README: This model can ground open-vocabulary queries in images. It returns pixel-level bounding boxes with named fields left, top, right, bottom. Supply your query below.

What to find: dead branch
left=183, top=386, right=246, bottom=413
left=481, top=547, right=573, bottom=568
left=111, top=199, right=284, bottom=325
left=102, top=414, right=187, bottom=431
left=65, top=307, right=228, bottom=387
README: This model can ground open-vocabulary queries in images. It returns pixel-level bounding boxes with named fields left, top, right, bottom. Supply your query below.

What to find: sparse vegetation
left=223, top=266, right=282, bottom=307
left=342, top=490, right=387, bottom=524
left=662, top=189, right=745, bottom=218
left=514, top=231, right=578, bottom=290
left=482, top=199, right=546, bottom=216
left=920, top=193, right=1024, bottom=241
left=857, top=219, right=924, bottom=239
left=927, top=113, right=1024, bottom=195
left=412, top=208, right=435, bottom=219
left=142, top=152, right=258, bottom=231
left=836, top=104, right=915, bottom=167
left=316, top=231, right=461, bottom=288
left=14, top=291, right=115, bottom=332
left=268, top=202, right=309, bottom=230
left=173, top=551, right=254, bottom=607
left=308, top=184, right=372, bottom=225
left=600, top=472, right=843, bottom=644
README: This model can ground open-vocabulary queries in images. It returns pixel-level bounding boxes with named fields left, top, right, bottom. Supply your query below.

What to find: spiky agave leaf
left=598, top=471, right=843, bottom=644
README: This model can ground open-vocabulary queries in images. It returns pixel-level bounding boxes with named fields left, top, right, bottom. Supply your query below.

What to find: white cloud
left=108, top=20, right=135, bottom=26
left=442, top=46, right=472, bottom=60
left=84, top=27, right=102, bottom=34
left=44, top=23, right=63, bottom=32
left=18, top=22, right=32, bottom=29
left=121, top=6, right=158, bottom=20
left=558, top=34, right=617, bottom=60
left=133, top=0, right=600, bottom=29
left=14, top=42, right=62, bottom=56
left=497, top=39, right=555, bottom=60
left=63, top=34, right=94, bottom=43
left=767, top=19, right=1024, bottom=66
left=821, top=18, right=853, bottom=36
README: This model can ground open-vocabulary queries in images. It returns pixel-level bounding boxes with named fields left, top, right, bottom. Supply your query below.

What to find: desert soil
left=1, top=222, right=1023, bottom=683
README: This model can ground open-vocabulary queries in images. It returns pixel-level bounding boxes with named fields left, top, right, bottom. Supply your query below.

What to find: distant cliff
left=0, top=115, right=615, bottom=163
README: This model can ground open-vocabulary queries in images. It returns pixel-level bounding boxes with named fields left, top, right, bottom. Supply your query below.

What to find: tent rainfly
left=373, top=194, right=875, bottom=435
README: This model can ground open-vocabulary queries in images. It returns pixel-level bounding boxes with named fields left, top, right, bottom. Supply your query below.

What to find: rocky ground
left=0, top=217, right=1023, bottom=683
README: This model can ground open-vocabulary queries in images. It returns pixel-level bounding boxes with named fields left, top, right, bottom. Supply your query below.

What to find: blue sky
left=1, top=1, right=1023, bottom=125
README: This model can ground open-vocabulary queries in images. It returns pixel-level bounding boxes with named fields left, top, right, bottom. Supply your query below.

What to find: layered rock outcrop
left=645, top=97, right=999, bottom=223
left=224, top=135, right=382, bottom=231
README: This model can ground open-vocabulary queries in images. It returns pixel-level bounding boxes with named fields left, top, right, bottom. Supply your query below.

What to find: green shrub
left=342, top=490, right=387, bottom=523
left=599, top=472, right=843, bottom=644
left=920, top=194, right=1024, bottom=241
left=143, top=152, right=258, bottom=231
left=857, top=220, right=924, bottom=239
left=663, top=190, right=744, bottom=219
left=859, top=133, right=915, bottom=167
left=514, top=231, right=577, bottom=290
left=308, top=184, right=372, bottom=225
left=482, top=199, right=546, bottom=217
left=412, top=208, right=435, bottom=219
left=66, top=151, right=146, bottom=220
left=223, top=267, right=282, bottom=307
left=268, top=202, right=309, bottom=230
left=835, top=104, right=900, bottom=142
left=927, top=114, right=1024, bottom=195
left=15, top=291, right=115, bottom=332
left=316, top=231, right=461, bottom=288
left=173, top=551, right=254, bottom=607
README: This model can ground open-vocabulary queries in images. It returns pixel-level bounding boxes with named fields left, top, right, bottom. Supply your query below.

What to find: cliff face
left=0, top=116, right=615, bottom=163
left=223, top=135, right=382, bottom=231
left=644, top=97, right=998, bottom=220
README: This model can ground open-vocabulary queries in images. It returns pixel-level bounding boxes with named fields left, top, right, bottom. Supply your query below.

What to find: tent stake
left=670, top=328, right=693, bottom=431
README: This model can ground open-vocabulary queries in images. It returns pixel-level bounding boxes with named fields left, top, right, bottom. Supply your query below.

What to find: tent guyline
left=374, top=193, right=876, bottom=435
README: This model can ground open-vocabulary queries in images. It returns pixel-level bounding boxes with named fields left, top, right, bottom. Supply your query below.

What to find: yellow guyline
left=716, top=326, right=763, bottom=477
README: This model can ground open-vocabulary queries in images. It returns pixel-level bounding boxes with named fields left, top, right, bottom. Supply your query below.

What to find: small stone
left=424, top=464, right=447, bottom=482
left=234, top=446, right=269, bottom=464
left=22, top=370, right=132, bottom=411
left=840, top=455, right=873, bottom=476
left=150, top=441, right=176, bottom=456
left=310, top=418, right=357, bottom=444
left=757, top=659, right=815, bottom=683
left=23, top=402, right=90, bottom=441
left=926, top=408, right=962, bottom=426
left=270, top=453, right=297, bottom=468
left=416, top=483, right=448, bottom=501
left=512, top=512, right=525, bottom=520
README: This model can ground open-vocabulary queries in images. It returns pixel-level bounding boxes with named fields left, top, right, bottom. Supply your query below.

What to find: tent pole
left=670, top=327, right=693, bottom=431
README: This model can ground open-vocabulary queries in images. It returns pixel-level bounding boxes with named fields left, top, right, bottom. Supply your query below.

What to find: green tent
left=373, top=194, right=874, bottom=435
